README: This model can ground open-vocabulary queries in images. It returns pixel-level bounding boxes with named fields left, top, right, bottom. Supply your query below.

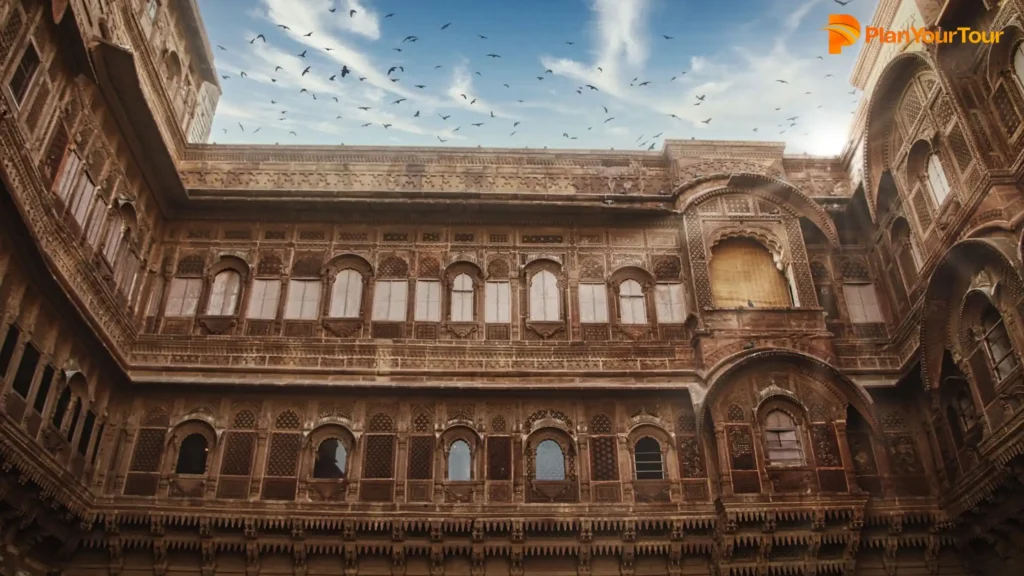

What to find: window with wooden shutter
left=285, top=280, right=321, bottom=319
left=246, top=279, right=280, bottom=319
left=487, top=436, right=511, bottom=480
left=407, top=435, right=434, bottom=480
left=206, top=270, right=242, bottom=315
left=414, top=279, right=441, bottom=321
left=926, top=154, right=951, bottom=206
left=633, top=437, right=664, bottom=480
left=372, top=280, right=408, bottom=321
left=361, top=413, right=396, bottom=502
left=654, top=283, right=685, bottom=322
left=764, top=411, right=804, bottom=465
left=9, top=42, right=39, bottom=105
left=450, top=274, right=474, bottom=322
left=329, top=269, right=363, bottom=318
left=529, top=270, right=559, bottom=321
left=165, top=278, right=203, bottom=317
left=578, top=283, right=608, bottom=323
left=485, top=281, right=510, bottom=323
left=102, top=215, right=122, bottom=263
left=618, top=279, right=647, bottom=324
left=54, top=150, right=83, bottom=203
left=842, top=283, right=884, bottom=324
left=982, top=307, right=1019, bottom=383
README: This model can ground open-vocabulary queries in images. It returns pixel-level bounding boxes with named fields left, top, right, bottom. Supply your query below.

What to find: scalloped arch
left=680, top=177, right=838, bottom=247
left=698, top=349, right=878, bottom=436
left=863, top=51, right=940, bottom=223
left=919, top=237, right=1024, bottom=395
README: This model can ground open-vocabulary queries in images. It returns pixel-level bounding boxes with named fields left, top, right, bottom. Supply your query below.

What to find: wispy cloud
left=445, top=63, right=517, bottom=120
left=539, top=0, right=650, bottom=99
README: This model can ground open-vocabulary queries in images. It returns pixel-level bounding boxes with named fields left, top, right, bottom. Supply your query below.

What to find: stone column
left=833, top=420, right=860, bottom=493
left=715, top=425, right=732, bottom=496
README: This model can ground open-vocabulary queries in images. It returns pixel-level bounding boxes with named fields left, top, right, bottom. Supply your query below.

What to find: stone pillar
left=715, top=425, right=732, bottom=496
left=833, top=420, right=860, bottom=493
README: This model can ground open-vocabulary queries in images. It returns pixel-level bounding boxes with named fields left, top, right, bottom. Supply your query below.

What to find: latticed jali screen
left=123, top=428, right=166, bottom=496
left=407, top=436, right=434, bottom=480
left=261, top=432, right=302, bottom=500
left=362, top=435, right=395, bottom=479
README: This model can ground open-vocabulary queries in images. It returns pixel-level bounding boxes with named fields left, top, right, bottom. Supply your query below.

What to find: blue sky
left=198, top=0, right=878, bottom=154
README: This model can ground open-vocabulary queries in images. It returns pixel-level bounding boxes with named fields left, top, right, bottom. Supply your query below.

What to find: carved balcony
left=526, top=480, right=579, bottom=503
left=632, top=479, right=673, bottom=503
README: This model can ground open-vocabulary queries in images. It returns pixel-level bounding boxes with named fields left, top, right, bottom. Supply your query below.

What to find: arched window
left=166, top=256, right=204, bottom=317
left=174, top=433, right=209, bottom=475
left=1013, top=43, right=1024, bottom=91
left=529, top=270, right=559, bottom=321
left=982, top=306, right=1019, bottom=382
left=709, top=237, right=792, bottom=308
left=313, top=438, right=348, bottom=479
left=451, top=274, right=474, bottom=322
left=447, top=440, right=472, bottom=480
left=535, top=439, right=565, bottom=480
left=618, top=279, right=647, bottom=324
left=206, top=270, right=242, bottom=315
left=633, top=437, right=664, bottom=480
left=329, top=269, right=363, bottom=318
left=764, top=410, right=803, bottom=465
left=925, top=154, right=951, bottom=206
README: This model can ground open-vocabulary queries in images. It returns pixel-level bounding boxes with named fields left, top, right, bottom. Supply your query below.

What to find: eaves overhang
left=90, top=39, right=187, bottom=215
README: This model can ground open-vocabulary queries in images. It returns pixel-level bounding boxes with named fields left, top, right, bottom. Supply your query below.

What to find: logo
left=824, top=14, right=861, bottom=54
left=824, top=13, right=1005, bottom=54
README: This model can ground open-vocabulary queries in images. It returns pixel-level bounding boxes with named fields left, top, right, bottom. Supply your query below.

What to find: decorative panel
left=590, top=436, right=618, bottom=481
left=487, top=437, right=511, bottom=480
left=362, top=435, right=395, bottom=479
left=407, top=436, right=434, bottom=480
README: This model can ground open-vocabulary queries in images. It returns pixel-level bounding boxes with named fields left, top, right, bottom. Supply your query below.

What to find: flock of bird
left=209, top=0, right=862, bottom=148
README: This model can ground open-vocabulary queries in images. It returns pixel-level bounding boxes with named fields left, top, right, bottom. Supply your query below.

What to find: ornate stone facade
left=3, top=0, right=1024, bottom=574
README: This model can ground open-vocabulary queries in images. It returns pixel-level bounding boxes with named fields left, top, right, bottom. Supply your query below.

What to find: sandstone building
left=2, top=0, right=1024, bottom=574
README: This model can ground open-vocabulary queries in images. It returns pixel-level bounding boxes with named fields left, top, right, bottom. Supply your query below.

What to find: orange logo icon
left=824, top=14, right=861, bottom=54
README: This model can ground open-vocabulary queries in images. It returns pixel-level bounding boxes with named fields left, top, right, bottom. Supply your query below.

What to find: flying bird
left=385, top=13, right=395, bottom=18
left=394, top=48, right=403, bottom=52
left=341, top=66, right=350, bottom=77
left=217, top=45, right=226, bottom=50
left=545, top=69, right=553, bottom=74
left=701, top=118, right=712, bottom=124
left=585, top=85, right=598, bottom=90
left=358, top=106, right=371, bottom=111
left=478, top=34, right=488, bottom=39
left=329, top=7, right=336, bottom=12
left=304, top=31, right=313, bottom=37
left=414, top=111, right=420, bottom=117
left=298, top=50, right=307, bottom=58
left=472, top=123, right=484, bottom=127
left=250, top=34, right=266, bottom=43
left=775, top=79, right=789, bottom=84
left=325, top=47, right=334, bottom=52
left=597, top=67, right=603, bottom=72
left=383, top=124, right=392, bottom=129
left=239, top=71, right=247, bottom=77
left=361, top=123, right=372, bottom=127
left=536, top=76, right=544, bottom=81
left=299, top=88, right=308, bottom=94
left=392, top=98, right=407, bottom=104
left=453, top=126, right=461, bottom=132
left=825, top=74, right=834, bottom=78
left=439, top=114, right=451, bottom=120
left=470, top=99, right=477, bottom=105
left=329, top=74, right=336, bottom=81
left=275, top=66, right=283, bottom=72
left=415, top=84, right=426, bottom=88
left=662, top=35, right=674, bottom=39
left=604, top=117, right=615, bottom=123
left=696, top=95, right=705, bottom=100
left=277, top=25, right=290, bottom=30
left=786, top=116, right=799, bottom=121
left=237, top=122, right=244, bottom=131
left=510, top=131, right=517, bottom=136
left=503, top=83, right=510, bottom=88
left=349, top=9, right=357, bottom=17
left=253, top=127, right=261, bottom=133
left=441, top=23, right=451, bottom=30
left=388, top=66, right=404, bottom=75
left=434, top=65, right=443, bottom=69
left=834, top=0, right=853, bottom=5
left=513, top=121, right=520, bottom=127
left=602, top=106, right=608, bottom=113
left=402, top=36, right=418, bottom=43
left=289, top=131, right=297, bottom=135
left=302, top=66, right=311, bottom=76
left=638, top=81, right=650, bottom=86
left=460, top=93, right=468, bottom=99
left=438, top=136, right=448, bottom=142
left=220, top=74, right=230, bottom=79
